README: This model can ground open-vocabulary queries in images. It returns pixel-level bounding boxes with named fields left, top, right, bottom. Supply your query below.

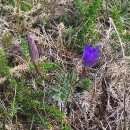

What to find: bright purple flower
left=83, top=44, right=100, bottom=67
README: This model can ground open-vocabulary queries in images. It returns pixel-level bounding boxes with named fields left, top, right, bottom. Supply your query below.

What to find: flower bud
left=27, top=35, right=39, bottom=66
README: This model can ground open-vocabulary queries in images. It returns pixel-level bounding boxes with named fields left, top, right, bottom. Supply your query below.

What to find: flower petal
left=92, top=45, right=100, bottom=52
left=83, top=44, right=100, bottom=67
left=83, top=52, right=90, bottom=66
left=90, top=53, right=99, bottom=66
left=83, top=44, right=92, bottom=66
left=84, top=44, right=92, bottom=53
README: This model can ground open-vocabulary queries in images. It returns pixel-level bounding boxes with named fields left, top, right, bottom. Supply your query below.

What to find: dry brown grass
left=0, top=0, right=130, bottom=130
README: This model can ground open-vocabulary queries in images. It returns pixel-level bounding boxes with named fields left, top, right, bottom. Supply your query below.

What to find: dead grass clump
left=103, top=59, right=130, bottom=129
left=10, top=63, right=29, bottom=78
left=105, top=59, right=130, bottom=93
left=0, top=77, right=6, bottom=85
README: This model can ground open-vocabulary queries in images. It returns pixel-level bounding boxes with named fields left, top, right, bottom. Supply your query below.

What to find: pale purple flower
left=83, top=44, right=100, bottom=67
left=27, top=35, right=39, bottom=65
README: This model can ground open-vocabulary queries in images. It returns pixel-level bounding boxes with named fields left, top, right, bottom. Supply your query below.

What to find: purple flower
left=83, top=44, right=100, bottom=67
left=27, top=35, right=39, bottom=65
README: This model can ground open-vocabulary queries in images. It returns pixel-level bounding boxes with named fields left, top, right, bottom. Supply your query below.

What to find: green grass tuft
left=75, top=0, right=102, bottom=44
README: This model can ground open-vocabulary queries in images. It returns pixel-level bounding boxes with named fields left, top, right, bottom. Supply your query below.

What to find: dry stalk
left=109, top=17, right=130, bottom=60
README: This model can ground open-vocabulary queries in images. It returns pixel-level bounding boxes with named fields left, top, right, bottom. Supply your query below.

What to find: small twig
left=32, top=0, right=34, bottom=8
left=11, top=83, right=17, bottom=120
left=38, top=24, right=48, bottom=37
left=17, top=0, right=21, bottom=33
left=109, top=17, right=125, bottom=57
left=123, top=90, right=126, bottom=130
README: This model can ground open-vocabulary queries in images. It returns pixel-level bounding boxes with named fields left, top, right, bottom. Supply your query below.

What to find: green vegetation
left=0, top=48, right=66, bottom=129
left=76, top=0, right=102, bottom=44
